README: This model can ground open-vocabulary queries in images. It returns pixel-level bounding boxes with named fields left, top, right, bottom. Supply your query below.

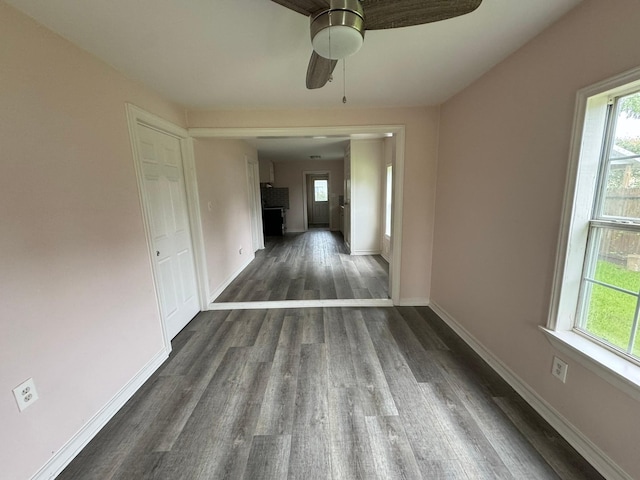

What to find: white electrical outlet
left=13, top=378, right=39, bottom=411
left=551, top=356, right=568, bottom=383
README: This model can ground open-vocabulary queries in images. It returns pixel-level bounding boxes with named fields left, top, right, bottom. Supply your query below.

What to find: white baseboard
left=31, top=348, right=169, bottom=480
left=428, top=302, right=632, bottom=480
left=396, top=297, right=430, bottom=306
left=208, top=254, right=255, bottom=304
left=350, top=249, right=382, bottom=256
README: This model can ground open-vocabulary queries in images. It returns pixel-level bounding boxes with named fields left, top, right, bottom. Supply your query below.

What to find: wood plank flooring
left=58, top=306, right=603, bottom=480
left=215, top=231, right=389, bottom=303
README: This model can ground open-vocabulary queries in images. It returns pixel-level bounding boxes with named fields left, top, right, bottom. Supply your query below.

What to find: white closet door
left=137, top=124, right=199, bottom=339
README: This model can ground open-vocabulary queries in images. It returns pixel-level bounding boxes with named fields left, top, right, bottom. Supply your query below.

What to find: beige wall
left=188, top=107, right=439, bottom=303
left=433, top=0, right=640, bottom=477
left=350, top=139, right=384, bottom=254
left=0, top=3, right=187, bottom=479
left=259, top=158, right=274, bottom=183
left=273, top=159, right=344, bottom=233
left=12, top=0, right=638, bottom=476
left=193, top=138, right=256, bottom=299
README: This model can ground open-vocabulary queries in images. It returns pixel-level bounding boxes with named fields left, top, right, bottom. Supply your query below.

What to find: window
left=547, top=68, right=640, bottom=399
left=314, top=179, right=328, bottom=202
left=577, top=90, right=640, bottom=360
left=385, top=165, right=392, bottom=237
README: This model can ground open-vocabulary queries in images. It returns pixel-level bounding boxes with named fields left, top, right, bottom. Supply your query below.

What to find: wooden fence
left=601, top=188, right=640, bottom=267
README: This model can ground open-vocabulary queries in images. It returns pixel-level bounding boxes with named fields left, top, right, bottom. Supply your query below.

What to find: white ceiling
left=7, top=0, right=582, bottom=110
left=244, top=136, right=351, bottom=162
left=6, top=0, right=582, bottom=162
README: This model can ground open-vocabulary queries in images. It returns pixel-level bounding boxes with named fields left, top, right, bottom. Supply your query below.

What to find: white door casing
left=381, top=165, right=392, bottom=262
left=127, top=105, right=204, bottom=346
left=188, top=125, right=405, bottom=305
left=246, top=157, right=264, bottom=252
left=381, top=138, right=395, bottom=263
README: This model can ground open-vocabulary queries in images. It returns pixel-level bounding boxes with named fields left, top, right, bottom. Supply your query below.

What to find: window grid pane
left=314, top=179, right=328, bottom=202
left=599, top=92, right=640, bottom=221
left=580, top=282, right=637, bottom=353
left=577, top=225, right=640, bottom=358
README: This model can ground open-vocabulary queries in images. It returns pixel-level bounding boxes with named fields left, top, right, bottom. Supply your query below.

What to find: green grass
left=585, top=260, right=640, bottom=356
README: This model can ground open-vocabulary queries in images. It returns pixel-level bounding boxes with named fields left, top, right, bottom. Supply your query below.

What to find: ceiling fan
left=272, top=0, right=483, bottom=89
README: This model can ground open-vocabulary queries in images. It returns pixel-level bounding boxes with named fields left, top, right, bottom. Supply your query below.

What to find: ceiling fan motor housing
left=310, top=0, right=365, bottom=60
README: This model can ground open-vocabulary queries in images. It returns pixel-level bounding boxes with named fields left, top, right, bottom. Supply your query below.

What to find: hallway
left=215, top=231, right=389, bottom=303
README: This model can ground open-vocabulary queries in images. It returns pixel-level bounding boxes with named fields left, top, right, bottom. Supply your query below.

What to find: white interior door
left=136, top=124, right=200, bottom=339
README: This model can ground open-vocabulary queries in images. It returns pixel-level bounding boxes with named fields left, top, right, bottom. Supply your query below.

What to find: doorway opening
left=189, top=126, right=405, bottom=305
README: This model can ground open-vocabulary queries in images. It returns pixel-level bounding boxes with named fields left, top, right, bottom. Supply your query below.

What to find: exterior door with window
left=307, top=174, right=329, bottom=227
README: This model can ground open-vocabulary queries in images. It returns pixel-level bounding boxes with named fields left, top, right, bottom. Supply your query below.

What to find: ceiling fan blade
left=364, top=0, right=483, bottom=30
left=271, top=0, right=330, bottom=17
left=306, top=51, right=338, bottom=89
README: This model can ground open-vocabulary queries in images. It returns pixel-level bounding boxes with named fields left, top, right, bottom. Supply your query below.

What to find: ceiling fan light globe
left=312, top=26, right=363, bottom=60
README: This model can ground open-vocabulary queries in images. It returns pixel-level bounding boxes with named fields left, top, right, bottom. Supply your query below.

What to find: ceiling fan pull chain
left=343, top=59, right=347, bottom=104
left=328, top=10, right=334, bottom=83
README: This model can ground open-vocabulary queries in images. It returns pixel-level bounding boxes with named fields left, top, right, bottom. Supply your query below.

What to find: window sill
left=540, top=326, right=640, bottom=402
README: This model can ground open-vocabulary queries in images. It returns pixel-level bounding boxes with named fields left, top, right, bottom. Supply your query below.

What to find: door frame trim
left=381, top=159, right=393, bottom=263
left=246, top=156, right=265, bottom=251
left=125, top=104, right=208, bottom=350
left=188, top=125, right=404, bottom=305
left=302, top=171, right=331, bottom=231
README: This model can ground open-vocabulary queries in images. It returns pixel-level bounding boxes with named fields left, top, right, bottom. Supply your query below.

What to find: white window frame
left=543, top=66, right=640, bottom=401
left=385, top=164, right=392, bottom=237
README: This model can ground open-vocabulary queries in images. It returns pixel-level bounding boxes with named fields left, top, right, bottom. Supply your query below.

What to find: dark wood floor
left=215, top=231, right=389, bottom=303
left=59, top=306, right=603, bottom=480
